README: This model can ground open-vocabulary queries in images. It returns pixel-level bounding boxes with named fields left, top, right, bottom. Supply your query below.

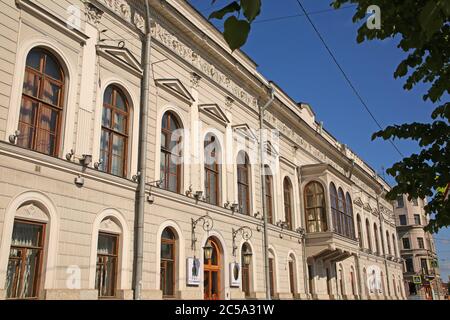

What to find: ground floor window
left=96, top=232, right=119, bottom=298
left=6, top=220, right=45, bottom=299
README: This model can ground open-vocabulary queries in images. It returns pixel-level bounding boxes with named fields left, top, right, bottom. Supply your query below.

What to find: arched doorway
left=204, top=237, right=222, bottom=300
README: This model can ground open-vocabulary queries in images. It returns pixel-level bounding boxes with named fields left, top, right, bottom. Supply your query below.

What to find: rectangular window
left=308, top=265, right=314, bottom=295
left=420, top=259, right=429, bottom=275
left=414, top=214, right=421, bottom=225
left=402, top=238, right=411, bottom=249
left=289, top=261, right=295, bottom=295
left=269, top=258, right=275, bottom=298
left=397, top=196, right=404, bottom=208
left=405, top=258, right=414, bottom=273
left=6, top=220, right=45, bottom=299
left=399, top=215, right=407, bottom=226
left=417, top=237, right=425, bottom=249
left=96, top=232, right=118, bottom=298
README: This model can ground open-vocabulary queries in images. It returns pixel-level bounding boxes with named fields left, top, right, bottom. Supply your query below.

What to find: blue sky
left=189, top=0, right=450, bottom=282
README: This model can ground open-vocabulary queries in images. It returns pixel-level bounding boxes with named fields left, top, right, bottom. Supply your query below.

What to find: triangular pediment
left=353, top=197, right=364, bottom=207
left=363, top=203, right=373, bottom=212
left=155, top=79, right=195, bottom=103
left=198, top=104, right=229, bottom=125
left=97, top=45, right=142, bottom=76
left=232, top=124, right=257, bottom=141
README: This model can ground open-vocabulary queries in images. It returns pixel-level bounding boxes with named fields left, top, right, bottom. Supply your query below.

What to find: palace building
left=0, top=0, right=405, bottom=300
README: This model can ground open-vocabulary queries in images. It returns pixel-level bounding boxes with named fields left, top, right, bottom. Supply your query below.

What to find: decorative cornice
left=85, top=2, right=104, bottom=25
left=150, top=21, right=258, bottom=109
left=94, top=0, right=145, bottom=32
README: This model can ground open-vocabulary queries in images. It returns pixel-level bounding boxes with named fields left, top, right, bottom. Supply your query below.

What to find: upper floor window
left=304, top=181, right=327, bottom=233
left=399, top=215, right=407, bottom=225
left=345, top=192, right=355, bottom=239
left=417, top=237, right=425, bottom=249
left=356, top=214, right=363, bottom=247
left=100, top=85, right=129, bottom=177
left=237, top=151, right=251, bottom=215
left=160, top=228, right=176, bottom=298
left=365, top=219, right=372, bottom=252
left=264, top=166, right=273, bottom=224
left=160, top=112, right=182, bottom=193
left=405, top=258, right=414, bottom=273
left=402, top=237, right=411, bottom=249
left=18, top=48, right=65, bottom=156
left=411, top=198, right=419, bottom=206
left=386, top=231, right=391, bottom=255
left=204, top=134, right=220, bottom=206
left=414, top=214, right=421, bottom=225
left=396, top=196, right=404, bottom=208
left=283, top=178, right=293, bottom=230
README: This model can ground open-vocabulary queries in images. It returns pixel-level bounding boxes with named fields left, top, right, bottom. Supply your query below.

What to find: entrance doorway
left=204, top=237, right=222, bottom=300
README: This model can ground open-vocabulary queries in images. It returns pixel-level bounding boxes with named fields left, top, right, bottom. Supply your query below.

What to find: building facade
left=0, top=0, right=405, bottom=300
left=394, top=195, right=444, bottom=300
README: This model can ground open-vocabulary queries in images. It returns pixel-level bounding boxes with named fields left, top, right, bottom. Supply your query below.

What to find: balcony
left=304, top=231, right=359, bottom=262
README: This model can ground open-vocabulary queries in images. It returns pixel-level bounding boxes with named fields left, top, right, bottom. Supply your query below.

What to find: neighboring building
left=394, top=195, right=444, bottom=300
left=0, top=0, right=405, bottom=300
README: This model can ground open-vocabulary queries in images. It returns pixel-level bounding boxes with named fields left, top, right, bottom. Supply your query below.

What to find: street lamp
left=232, top=226, right=253, bottom=258
left=242, top=246, right=253, bottom=266
left=191, top=214, right=214, bottom=252
left=203, top=240, right=214, bottom=261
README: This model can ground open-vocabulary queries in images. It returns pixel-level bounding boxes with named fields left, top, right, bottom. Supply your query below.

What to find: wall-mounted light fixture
left=65, top=149, right=75, bottom=161
left=79, top=154, right=92, bottom=167
left=232, top=226, right=253, bottom=258
left=132, top=172, right=141, bottom=182
left=194, top=191, right=204, bottom=202
left=74, top=175, right=84, bottom=188
left=277, top=220, right=288, bottom=238
left=224, top=200, right=231, bottom=209
left=191, top=214, right=214, bottom=253
left=8, top=130, right=20, bottom=144
left=185, top=185, right=193, bottom=197
left=296, top=227, right=306, bottom=244
left=230, top=202, right=239, bottom=213
left=94, top=159, right=103, bottom=170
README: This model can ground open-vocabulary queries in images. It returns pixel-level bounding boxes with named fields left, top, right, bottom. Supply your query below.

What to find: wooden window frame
left=241, top=243, right=251, bottom=297
left=268, top=257, right=275, bottom=298
left=18, top=48, right=65, bottom=157
left=204, top=136, right=220, bottom=206
left=204, top=238, right=222, bottom=300
left=366, top=219, right=372, bottom=252
left=304, top=181, right=327, bottom=233
left=283, top=178, right=293, bottom=230
left=264, top=169, right=273, bottom=224
left=100, top=85, right=129, bottom=177
left=160, top=112, right=182, bottom=193
left=96, top=232, right=119, bottom=299
left=288, top=260, right=296, bottom=296
left=6, top=219, right=46, bottom=300
left=237, top=152, right=250, bottom=215
left=160, top=228, right=176, bottom=298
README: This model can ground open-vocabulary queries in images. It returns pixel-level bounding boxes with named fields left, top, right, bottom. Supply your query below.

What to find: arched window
left=374, top=223, right=380, bottom=254
left=283, top=178, right=293, bottom=230
left=160, top=228, right=176, bottom=298
left=330, top=183, right=339, bottom=233
left=100, top=85, right=129, bottom=177
left=357, top=214, right=363, bottom=247
left=241, top=242, right=252, bottom=297
left=204, top=237, right=222, bottom=300
left=160, top=112, right=182, bottom=192
left=268, top=250, right=276, bottom=298
left=96, top=231, right=119, bottom=298
left=350, top=268, right=356, bottom=296
left=366, top=219, right=372, bottom=252
left=18, top=48, right=65, bottom=156
left=339, top=266, right=345, bottom=296
left=337, top=188, right=346, bottom=236
left=237, top=151, right=251, bottom=215
left=304, top=181, right=327, bottom=232
left=204, top=134, right=220, bottom=205
left=386, top=231, right=391, bottom=255
left=392, top=234, right=398, bottom=257
left=345, top=193, right=355, bottom=239
left=379, top=226, right=384, bottom=255
left=6, top=219, right=46, bottom=299
left=264, top=166, right=273, bottom=224
left=288, top=254, right=296, bottom=296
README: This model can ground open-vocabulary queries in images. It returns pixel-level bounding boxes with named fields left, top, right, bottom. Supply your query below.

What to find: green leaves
left=208, top=1, right=240, bottom=20
left=419, top=1, right=443, bottom=39
left=241, top=0, right=261, bottom=23
left=224, top=16, right=251, bottom=51
left=208, top=0, right=262, bottom=51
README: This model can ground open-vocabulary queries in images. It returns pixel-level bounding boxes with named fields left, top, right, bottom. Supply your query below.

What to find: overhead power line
left=294, top=0, right=405, bottom=158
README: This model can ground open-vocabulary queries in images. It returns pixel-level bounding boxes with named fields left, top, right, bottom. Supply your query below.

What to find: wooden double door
left=204, top=238, right=222, bottom=300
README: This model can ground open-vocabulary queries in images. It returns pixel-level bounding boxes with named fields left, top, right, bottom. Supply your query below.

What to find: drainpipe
left=296, top=166, right=310, bottom=299
left=133, top=0, right=152, bottom=300
left=376, top=189, right=391, bottom=300
left=259, top=84, right=275, bottom=300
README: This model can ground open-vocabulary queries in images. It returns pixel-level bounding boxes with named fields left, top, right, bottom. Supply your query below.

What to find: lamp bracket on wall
left=232, top=226, right=252, bottom=257
left=191, top=214, right=214, bottom=251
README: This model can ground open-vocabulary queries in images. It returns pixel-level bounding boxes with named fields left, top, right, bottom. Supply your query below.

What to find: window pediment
left=155, top=78, right=195, bottom=104
left=97, top=45, right=143, bottom=76
left=353, top=197, right=364, bottom=208
left=232, top=124, right=257, bottom=142
left=363, top=203, right=373, bottom=212
left=198, top=103, right=229, bottom=126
